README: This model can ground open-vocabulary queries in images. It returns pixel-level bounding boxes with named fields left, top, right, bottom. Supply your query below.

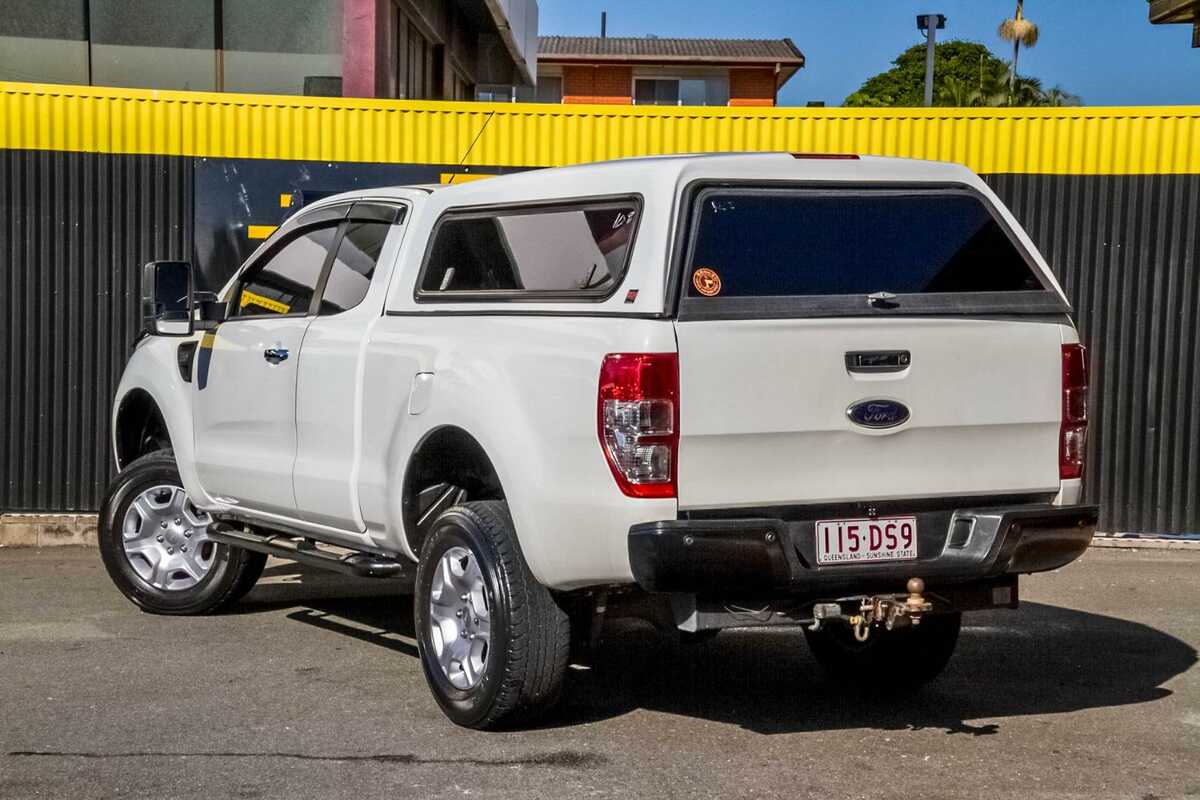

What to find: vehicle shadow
left=239, top=562, right=1197, bottom=736
left=559, top=602, right=1197, bottom=735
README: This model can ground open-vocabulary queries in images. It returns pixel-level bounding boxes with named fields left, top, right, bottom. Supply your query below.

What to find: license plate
left=815, top=516, right=918, bottom=565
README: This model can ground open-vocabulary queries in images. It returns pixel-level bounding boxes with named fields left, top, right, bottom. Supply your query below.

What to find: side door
left=292, top=202, right=406, bottom=531
left=193, top=212, right=345, bottom=516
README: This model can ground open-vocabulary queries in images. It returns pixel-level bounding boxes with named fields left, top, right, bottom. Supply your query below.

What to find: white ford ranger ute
left=101, top=153, right=1097, bottom=729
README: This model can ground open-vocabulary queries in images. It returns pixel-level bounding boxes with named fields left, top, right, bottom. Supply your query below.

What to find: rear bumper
left=628, top=503, right=1098, bottom=596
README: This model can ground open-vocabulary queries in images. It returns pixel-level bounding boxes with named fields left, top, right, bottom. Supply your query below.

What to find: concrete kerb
left=1, top=514, right=1197, bottom=551
left=0, top=514, right=99, bottom=548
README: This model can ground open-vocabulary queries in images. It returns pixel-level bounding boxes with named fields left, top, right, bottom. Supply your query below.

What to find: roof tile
left=537, top=36, right=804, bottom=64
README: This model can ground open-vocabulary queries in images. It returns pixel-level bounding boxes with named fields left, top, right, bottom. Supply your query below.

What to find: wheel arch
left=114, top=387, right=172, bottom=470
left=400, top=425, right=506, bottom=558
left=109, top=336, right=212, bottom=509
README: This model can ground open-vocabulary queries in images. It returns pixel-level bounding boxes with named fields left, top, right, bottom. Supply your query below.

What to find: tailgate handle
left=845, top=350, right=910, bottom=373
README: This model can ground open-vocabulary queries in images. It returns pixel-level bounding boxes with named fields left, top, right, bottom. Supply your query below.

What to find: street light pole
left=917, top=13, right=947, bottom=107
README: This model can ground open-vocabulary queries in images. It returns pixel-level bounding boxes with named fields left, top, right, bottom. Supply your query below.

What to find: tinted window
left=420, top=203, right=638, bottom=297
left=223, top=0, right=342, bottom=96
left=318, top=221, right=391, bottom=314
left=90, top=0, right=216, bottom=91
left=635, top=79, right=680, bottom=106
left=686, top=191, right=1043, bottom=298
left=235, top=226, right=337, bottom=316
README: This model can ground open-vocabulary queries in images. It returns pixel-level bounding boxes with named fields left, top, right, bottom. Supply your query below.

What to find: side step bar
left=208, top=522, right=413, bottom=580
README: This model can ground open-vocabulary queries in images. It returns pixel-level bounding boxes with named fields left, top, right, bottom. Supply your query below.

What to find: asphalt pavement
left=0, top=546, right=1197, bottom=799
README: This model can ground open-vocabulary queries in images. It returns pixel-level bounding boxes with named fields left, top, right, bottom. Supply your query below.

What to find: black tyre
left=679, top=629, right=720, bottom=646
left=98, top=450, right=267, bottom=615
left=415, top=501, right=571, bottom=729
left=803, top=612, right=961, bottom=688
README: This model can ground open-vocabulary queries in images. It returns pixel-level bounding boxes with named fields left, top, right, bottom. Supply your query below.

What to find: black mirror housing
left=194, top=290, right=228, bottom=329
left=141, top=261, right=195, bottom=337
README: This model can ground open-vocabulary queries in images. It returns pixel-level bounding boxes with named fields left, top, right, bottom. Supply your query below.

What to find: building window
left=0, top=0, right=342, bottom=95
left=398, top=15, right=434, bottom=99
left=516, top=76, right=563, bottom=103
left=477, top=77, right=562, bottom=104
left=634, top=76, right=729, bottom=107
left=90, top=0, right=216, bottom=91
left=476, top=84, right=513, bottom=102
left=0, top=0, right=89, bottom=85
left=223, top=0, right=343, bottom=96
left=634, top=78, right=679, bottom=106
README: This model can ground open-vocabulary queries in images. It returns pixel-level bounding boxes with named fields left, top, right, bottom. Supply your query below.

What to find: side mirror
left=141, top=261, right=194, bottom=336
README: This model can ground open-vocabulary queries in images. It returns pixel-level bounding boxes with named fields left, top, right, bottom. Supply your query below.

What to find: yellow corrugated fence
left=2, top=81, right=1198, bottom=175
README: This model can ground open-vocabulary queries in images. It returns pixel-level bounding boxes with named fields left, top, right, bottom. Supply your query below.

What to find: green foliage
left=843, top=39, right=1079, bottom=108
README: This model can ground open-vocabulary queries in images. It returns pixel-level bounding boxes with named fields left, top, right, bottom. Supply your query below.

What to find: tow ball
left=809, top=578, right=934, bottom=642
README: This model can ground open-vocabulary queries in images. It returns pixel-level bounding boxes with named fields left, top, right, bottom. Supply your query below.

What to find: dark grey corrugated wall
left=986, top=174, right=1200, bottom=534
left=1, top=151, right=1197, bottom=534
left=0, top=150, right=192, bottom=511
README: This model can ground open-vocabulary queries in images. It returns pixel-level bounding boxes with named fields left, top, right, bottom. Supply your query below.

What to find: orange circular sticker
left=692, top=267, right=722, bottom=297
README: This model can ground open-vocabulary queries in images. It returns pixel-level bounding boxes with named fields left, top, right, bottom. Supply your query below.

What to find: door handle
left=263, top=347, right=289, bottom=364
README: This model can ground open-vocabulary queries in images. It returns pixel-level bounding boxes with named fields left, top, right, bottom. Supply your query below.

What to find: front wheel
left=98, top=451, right=266, bottom=615
left=803, top=612, right=961, bottom=689
left=415, top=501, right=571, bottom=729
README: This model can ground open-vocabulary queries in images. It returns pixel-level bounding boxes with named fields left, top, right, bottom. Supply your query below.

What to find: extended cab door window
left=316, top=220, right=392, bottom=315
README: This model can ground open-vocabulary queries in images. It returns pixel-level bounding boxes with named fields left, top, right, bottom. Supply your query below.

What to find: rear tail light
left=598, top=353, right=679, bottom=498
left=1060, top=343, right=1088, bottom=480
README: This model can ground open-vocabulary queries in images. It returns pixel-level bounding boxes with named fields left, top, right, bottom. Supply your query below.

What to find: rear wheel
left=415, top=501, right=571, bottom=729
left=679, top=629, right=720, bottom=646
left=98, top=451, right=266, bottom=615
left=803, top=612, right=961, bottom=688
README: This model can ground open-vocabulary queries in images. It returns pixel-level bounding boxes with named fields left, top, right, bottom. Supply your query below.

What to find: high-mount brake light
left=790, top=153, right=860, bottom=160
left=1060, top=343, right=1089, bottom=480
left=597, top=353, right=679, bottom=498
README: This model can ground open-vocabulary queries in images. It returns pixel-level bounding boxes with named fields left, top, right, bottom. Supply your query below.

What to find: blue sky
left=538, top=0, right=1200, bottom=107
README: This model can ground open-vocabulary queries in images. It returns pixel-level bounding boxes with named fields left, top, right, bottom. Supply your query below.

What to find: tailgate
left=674, top=316, right=1063, bottom=509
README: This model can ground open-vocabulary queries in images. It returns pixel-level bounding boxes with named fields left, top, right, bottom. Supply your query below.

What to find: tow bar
left=808, top=578, right=934, bottom=642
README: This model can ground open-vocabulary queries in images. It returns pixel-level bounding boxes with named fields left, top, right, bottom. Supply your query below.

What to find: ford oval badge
left=847, top=399, right=910, bottom=429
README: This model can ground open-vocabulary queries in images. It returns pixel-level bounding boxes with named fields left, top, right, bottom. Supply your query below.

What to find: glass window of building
left=398, top=16, right=433, bottom=99
left=90, top=0, right=216, bottom=91
left=223, top=0, right=342, bottom=96
left=0, top=0, right=89, bottom=85
left=634, top=78, right=680, bottom=106
left=634, top=76, right=729, bottom=107
left=680, top=77, right=729, bottom=106
left=515, top=76, right=563, bottom=103
left=476, top=84, right=514, bottom=102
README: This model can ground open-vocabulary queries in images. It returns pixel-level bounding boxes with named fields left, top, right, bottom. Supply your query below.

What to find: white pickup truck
left=101, top=153, right=1097, bottom=729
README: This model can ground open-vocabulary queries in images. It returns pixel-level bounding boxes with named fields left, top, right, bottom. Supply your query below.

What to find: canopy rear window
left=678, top=186, right=1067, bottom=320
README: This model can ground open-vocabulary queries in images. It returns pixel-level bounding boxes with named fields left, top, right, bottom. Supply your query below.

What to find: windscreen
left=685, top=190, right=1045, bottom=298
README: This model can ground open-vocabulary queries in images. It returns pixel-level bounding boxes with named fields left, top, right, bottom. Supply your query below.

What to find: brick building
left=478, top=36, right=805, bottom=106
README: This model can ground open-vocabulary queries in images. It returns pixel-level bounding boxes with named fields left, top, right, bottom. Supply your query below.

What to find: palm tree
left=937, top=76, right=975, bottom=107
left=1011, top=75, right=1045, bottom=107
left=998, top=1, right=1040, bottom=105
left=1042, top=85, right=1082, bottom=107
